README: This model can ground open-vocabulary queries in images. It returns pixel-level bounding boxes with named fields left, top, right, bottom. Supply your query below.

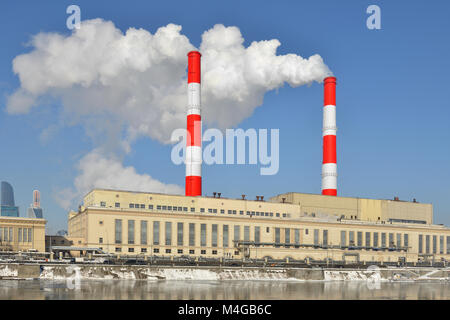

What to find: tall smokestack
left=33, top=190, right=40, bottom=207
left=185, top=51, right=202, bottom=196
left=322, top=77, right=337, bottom=196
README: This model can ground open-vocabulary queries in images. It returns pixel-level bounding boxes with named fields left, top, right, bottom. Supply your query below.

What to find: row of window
left=114, top=220, right=267, bottom=247
left=0, top=226, right=33, bottom=243
left=100, top=202, right=292, bottom=218
left=113, top=247, right=237, bottom=256
left=111, top=220, right=450, bottom=254
left=418, top=234, right=450, bottom=254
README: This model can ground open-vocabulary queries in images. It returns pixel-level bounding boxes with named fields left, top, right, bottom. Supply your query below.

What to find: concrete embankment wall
left=0, top=263, right=449, bottom=281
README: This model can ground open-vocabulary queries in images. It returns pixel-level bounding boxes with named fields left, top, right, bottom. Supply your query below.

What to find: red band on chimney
left=188, top=51, right=201, bottom=83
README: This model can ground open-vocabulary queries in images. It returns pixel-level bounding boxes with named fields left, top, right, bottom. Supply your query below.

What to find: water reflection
left=0, top=280, right=448, bottom=300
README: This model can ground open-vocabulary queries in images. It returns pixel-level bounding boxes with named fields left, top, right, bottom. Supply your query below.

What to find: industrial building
left=67, top=51, right=450, bottom=265
left=0, top=188, right=46, bottom=252
left=67, top=189, right=449, bottom=264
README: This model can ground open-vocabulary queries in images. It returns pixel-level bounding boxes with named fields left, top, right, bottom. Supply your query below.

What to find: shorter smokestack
left=213, top=192, right=216, bottom=198
left=217, top=193, right=221, bottom=198
left=256, top=196, right=260, bottom=201
left=241, top=194, right=246, bottom=200
left=282, top=197, right=286, bottom=203
left=260, top=196, right=264, bottom=201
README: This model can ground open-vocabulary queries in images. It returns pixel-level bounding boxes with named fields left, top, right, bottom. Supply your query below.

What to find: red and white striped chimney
left=185, top=51, right=202, bottom=196
left=322, top=76, right=337, bottom=196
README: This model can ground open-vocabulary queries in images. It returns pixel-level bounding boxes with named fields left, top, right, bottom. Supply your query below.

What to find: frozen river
left=0, top=279, right=448, bottom=300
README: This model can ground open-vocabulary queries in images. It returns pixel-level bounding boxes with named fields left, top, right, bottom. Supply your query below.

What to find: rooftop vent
left=213, top=192, right=217, bottom=198
left=241, top=194, right=246, bottom=200
left=217, top=193, right=221, bottom=198
left=282, top=198, right=286, bottom=203
left=394, top=196, right=399, bottom=201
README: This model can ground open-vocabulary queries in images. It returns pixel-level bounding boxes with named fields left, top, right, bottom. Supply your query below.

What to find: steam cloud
left=7, top=19, right=332, bottom=208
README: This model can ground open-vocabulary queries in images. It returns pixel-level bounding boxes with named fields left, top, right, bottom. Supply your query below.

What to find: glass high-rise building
left=1, top=181, right=19, bottom=217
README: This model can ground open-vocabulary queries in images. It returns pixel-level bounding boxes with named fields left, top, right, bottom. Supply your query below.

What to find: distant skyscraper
left=0, top=181, right=19, bottom=217
left=27, top=189, right=43, bottom=219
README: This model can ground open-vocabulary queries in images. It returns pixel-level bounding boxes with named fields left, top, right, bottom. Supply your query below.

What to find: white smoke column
left=7, top=19, right=332, bottom=208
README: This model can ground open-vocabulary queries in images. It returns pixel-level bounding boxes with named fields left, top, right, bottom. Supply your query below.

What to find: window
left=0, top=227, right=2, bottom=242
left=244, top=226, right=250, bottom=242
left=178, top=207, right=182, bottom=211
left=189, top=250, right=195, bottom=254
left=141, top=248, right=147, bottom=253
left=234, top=226, right=240, bottom=242
left=220, top=209, right=225, bottom=214
left=191, top=207, right=195, bottom=212
left=18, top=228, right=22, bottom=242
left=357, top=232, right=363, bottom=247
left=240, top=211, right=244, bottom=215
left=115, top=219, right=122, bottom=244
left=168, top=206, right=172, bottom=211
left=149, top=204, right=153, bottom=210
left=99, top=237, right=103, bottom=244
left=276, top=213, right=280, bottom=217
left=340, top=231, right=346, bottom=246
left=426, top=235, right=430, bottom=254
left=305, top=229, right=309, bottom=235
left=447, top=236, right=450, bottom=254
left=157, top=205, right=161, bottom=210
left=208, top=208, right=213, bottom=213
left=270, top=212, right=273, bottom=217
left=397, top=233, right=402, bottom=248
left=323, top=230, right=328, bottom=246
left=255, top=226, right=260, bottom=244
left=381, top=233, right=386, bottom=248
left=201, top=250, right=206, bottom=255
left=295, top=229, right=300, bottom=245
left=275, top=228, right=280, bottom=244
left=100, top=201, right=106, bottom=207
left=165, top=222, right=172, bottom=246
left=128, top=220, right=135, bottom=245
left=282, top=213, right=286, bottom=218
left=115, top=247, right=121, bottom=252
left=162, top=206, right=167, bottom=210
left=349, top=231, right=355, bottom=246
left=153, top=221, right=160, bottom=245
left=212, top=250, right=217, bottom=255
left=200, top=208, right=205, bottom=213
left=99, top=221, right=103, bottom=225
left=128, top=248, right=134, bottom=253
left=213, top=209, right=217, bottom=213
left=233, top=210, right=237, bottom=215
left=389, top=233, right=394, bottom=248
left=22, top=228, right=27, bottom=242
left=234, top=251, right=240, bottom=255
left=433, top=235, right=437, bottom=254
left=129, top=204, right=134, bottom=209
left=189, top=223, right=195, bottom=246
left=418, top=235, right=423, bottom=253
left=223, top=225, right=229, bottom=248
left=246, top=211, right=250, bottom=215
left=285, top=228, right=291, bottom=244
left=373, top=233, right=379, bottom=247
left=177, top=249, right=183, bottom=254
left=212, top=224, right=218, bottom=247
left=140, top=204, right=145, bottom=209
left=266, top=227, right=270, bottom=233
left=314, top=229, right=319, bottom=246
left=165, top=249, right=171, bottom=254
left=365, top=232, right=371, bottom=248
left=141, top=221, right=147, bottom=245
left=28, top=228, right=32, bottom=242
left=183, top=207, right=188, bottom=212
left=153, top=248, right=159, bottom=253
left=115, top=202, right=120, bottom=208
left=404, top=234, right=409, bottom=249
left=228, top=210, right=232, bottom=215
left=201, top=224, right=207, bottom=247
left=177, top=223, right=184, bottom=246
left=439, top=236, right=444, bottom=254
left=173, top=207, right=177, bottom=211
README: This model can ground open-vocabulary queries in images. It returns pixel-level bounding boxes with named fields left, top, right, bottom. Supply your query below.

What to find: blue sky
left=1, top=0, right=450, bottom=233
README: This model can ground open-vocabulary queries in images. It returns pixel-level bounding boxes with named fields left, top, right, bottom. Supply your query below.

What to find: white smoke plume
left=54, top=150, right=183, bottom=210
left=7, top=19, right=331, bottom=207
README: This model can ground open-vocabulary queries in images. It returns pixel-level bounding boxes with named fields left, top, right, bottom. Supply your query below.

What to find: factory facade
left=0, top=216, right=46, bottom=252
left=67, top=189, right=450, bottom=264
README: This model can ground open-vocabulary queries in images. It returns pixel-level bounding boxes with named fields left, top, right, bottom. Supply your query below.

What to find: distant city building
left=0, top=181, right=19, bottom=217
left=56, top=230, right=68, bottom=236
left=27, top=189, right=43, bottom=219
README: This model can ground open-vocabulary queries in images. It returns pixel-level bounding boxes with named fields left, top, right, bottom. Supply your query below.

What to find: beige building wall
left=0, top=217, right=46, bottom=252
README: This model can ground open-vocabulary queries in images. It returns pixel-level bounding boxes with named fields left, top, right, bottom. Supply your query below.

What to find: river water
left=0, top=279, right=449, bottom=300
